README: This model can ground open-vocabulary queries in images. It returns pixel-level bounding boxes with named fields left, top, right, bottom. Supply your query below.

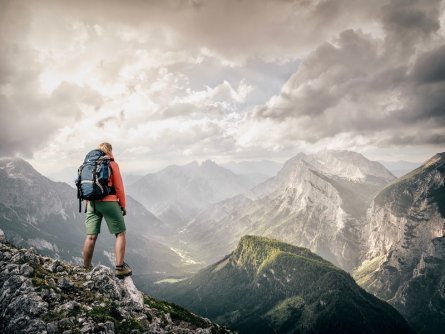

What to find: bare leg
left=115, top=232, right=126, bottom=266
left=83, top=234, right=98, bottom=268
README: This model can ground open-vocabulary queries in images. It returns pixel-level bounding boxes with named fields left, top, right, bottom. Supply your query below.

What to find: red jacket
left=98, top=159, right=126, bottom=209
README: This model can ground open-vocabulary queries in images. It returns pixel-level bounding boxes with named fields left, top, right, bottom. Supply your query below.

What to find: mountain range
left=158, top=235, right=414, bottom=334
left=178, top=150, right=395, bottom=271
left=0, top=157, right=190, bottom=282
left=126, top=160, right=261, bottom=228
left=2, top=150, right=445, bottom=333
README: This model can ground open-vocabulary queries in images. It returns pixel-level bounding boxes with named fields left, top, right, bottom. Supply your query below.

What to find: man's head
left=98, top=142, right=113, bottom=156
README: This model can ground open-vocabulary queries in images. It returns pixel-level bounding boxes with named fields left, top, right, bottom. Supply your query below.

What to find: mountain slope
left=179, top=151, right=395, bottom=271
left=0, top=157, right=186, bottom=279
left=354, top=152, right=445, bottom=333
left=0, top=239, right=231, bottom=334
left=126, top=160, right=260, bottom=228
left=222, top=159, right=283, bottom=184
left=158, top=236, right=414, bottom=334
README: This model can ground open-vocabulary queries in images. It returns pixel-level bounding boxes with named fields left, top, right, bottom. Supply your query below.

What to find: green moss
left=87, top=303, right=122, bottom=323
left=144, top=296, right=208, bottom=328
left=42, top=303, right=83, bottom=323
left=117, top=318, right=144, bottom=333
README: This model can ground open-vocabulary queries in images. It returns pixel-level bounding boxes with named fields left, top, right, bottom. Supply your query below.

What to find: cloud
left=248, top=0, right=445, bottom=150
left=412, top=44, right=445, bottom=83
left=1, top=0, right=444, bottom=175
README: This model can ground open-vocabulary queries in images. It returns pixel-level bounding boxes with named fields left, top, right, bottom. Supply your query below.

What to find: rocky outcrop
left=0, top=239, right=231, bottom=334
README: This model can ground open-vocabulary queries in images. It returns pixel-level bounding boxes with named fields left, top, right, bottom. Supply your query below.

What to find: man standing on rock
left=81, top=143, right=132, bottom=278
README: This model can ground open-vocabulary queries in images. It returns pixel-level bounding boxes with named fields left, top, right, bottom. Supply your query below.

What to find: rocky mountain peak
left=200, top=159, right=218, bottom=167
left=307, top=150, right=395, bottom=182
left=275, top=150, right=394, bottom=185
left=0, top=157, right=41, bottom=181
left=422, top=152, right=445, bottom=170
left=0, top=239, right=232, bottom=334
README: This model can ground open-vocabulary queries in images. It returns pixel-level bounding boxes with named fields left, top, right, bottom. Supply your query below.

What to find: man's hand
left=121, top=207, right=127, bottom=216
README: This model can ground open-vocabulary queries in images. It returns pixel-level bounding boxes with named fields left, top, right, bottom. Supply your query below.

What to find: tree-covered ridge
left=159, top=236, right=414, bottom=334
left=232, top=235, right=337, bottom=274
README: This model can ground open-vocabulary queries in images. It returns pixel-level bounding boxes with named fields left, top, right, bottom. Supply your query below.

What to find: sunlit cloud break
left=0, top=0, right=444, bottom=177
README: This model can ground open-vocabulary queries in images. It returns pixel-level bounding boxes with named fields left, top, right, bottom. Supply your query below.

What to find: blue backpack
left=76, top=149, right=115, bottom=212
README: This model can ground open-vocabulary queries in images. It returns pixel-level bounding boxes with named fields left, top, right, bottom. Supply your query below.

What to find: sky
left=1, top=0, right=444, bottom=179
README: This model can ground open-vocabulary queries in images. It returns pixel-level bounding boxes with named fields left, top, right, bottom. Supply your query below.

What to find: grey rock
left=5, top=263, right=20, bottom=275
left=11, top=251, right=27, bottom=264
left=40, top=287, right=60, bottom=302
left=48, top=260, right=62, bottom=273
left=57, top=277, right=74, bottom=291
left=20, top=263, right=34, bottom=277
left=104, top=321, right=114, bottom=331
left=57, top=300, right=80, bottom=312
left=80, top=323, right=94, bottom=333
left=47, top=277, right=56, bottom=286
left=58, top=317, right=74, bottom=328
left=82, top=280, right=94, bottom=290
left=0, top=242, right=233, bottom=334
left=47, top=321, right=58, bottom=334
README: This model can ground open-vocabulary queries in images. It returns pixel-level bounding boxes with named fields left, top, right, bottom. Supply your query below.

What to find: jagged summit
left=310, top=150, right=395, bottom=182
left=374, top=151, right=445, bottom=211
left=0, top=239, right=232, bottom=334
left=0, top=157, right=43, bottom=181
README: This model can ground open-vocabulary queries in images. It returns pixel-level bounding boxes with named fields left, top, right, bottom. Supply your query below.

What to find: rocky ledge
left=0, top=239, right=232, bottom=334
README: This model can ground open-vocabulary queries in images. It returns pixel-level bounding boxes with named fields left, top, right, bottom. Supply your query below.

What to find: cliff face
left=0, top=238, right=231, bottom=334
left=354, top=153, right=445, bottom=333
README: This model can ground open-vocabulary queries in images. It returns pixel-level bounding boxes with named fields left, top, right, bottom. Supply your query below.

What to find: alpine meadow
left=1, top=1, right=444, bottom=333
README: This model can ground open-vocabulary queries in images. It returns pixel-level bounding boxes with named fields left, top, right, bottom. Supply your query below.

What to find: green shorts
left=85, top=201, right=126, bottom=235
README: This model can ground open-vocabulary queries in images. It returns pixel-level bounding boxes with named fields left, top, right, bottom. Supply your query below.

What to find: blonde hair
left=98, top=142, right=113, bottom=156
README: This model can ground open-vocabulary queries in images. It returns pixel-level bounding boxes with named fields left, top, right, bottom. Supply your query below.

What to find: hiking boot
left=115, top=262, right=132, bottom=278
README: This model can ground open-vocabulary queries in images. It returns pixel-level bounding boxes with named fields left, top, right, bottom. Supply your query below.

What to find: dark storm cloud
left=382, top=0, right=441, bottom=39
left=412, top=45, right=445, bottom=83
left=253, top=0, right=445, bottom=146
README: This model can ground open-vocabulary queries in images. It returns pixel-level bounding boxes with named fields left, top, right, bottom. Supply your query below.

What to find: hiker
left=81, top=142, right=132, bottom=278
